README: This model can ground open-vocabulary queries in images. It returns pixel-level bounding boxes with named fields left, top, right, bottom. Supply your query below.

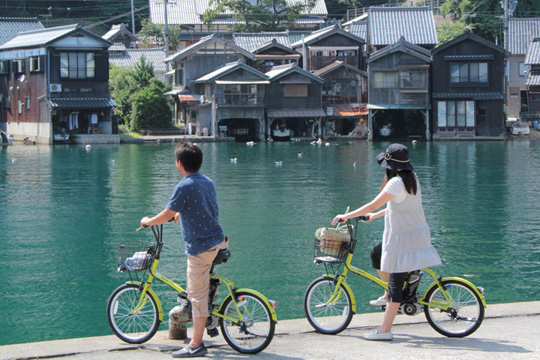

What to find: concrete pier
left=1, top=301, right=539, bottom=360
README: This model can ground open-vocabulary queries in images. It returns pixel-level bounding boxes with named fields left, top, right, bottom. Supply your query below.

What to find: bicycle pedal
left=207, top=328, right=219, bottom=337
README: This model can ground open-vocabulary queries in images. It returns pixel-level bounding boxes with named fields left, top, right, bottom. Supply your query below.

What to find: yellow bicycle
left=304, top=217, right=486, bottom=337
left=107, top=224, right=277, bottom=354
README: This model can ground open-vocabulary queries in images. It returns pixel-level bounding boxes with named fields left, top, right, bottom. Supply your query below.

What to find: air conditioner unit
left=49, top=84, right=62, bottom=93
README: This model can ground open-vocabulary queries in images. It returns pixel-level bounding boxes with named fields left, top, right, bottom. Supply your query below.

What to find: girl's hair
left=385, top=168, right=417, bottom=195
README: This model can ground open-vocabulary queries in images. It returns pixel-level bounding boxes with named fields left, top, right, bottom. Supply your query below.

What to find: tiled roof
left=431, top=92, right=504, bottom=100
left=267, top=109, right=325, bottom=117
left=0, top=24, right=109, bottom=50
left=194, top=60, right=268, bottom=83
left=165, top=33, right=253, bottom=62
left=102, top=24, right=139, bottom=42
left=291, top=24, right=365, bottom=48
left=525, top=38, right=540, bottom=65
left=368, top=7, right=437, bottom=46
left=109, top=48, right=167, bottom=72
left=265, top=63, right=324, bottom=83
left=233, top=32, right=291, bottom=52
left=433, top=29, right=506, bottom=56
left=0, top=17, right=44, bottom=46
left=348, top=21, right=367, bottom=41
left=149, top=0, right=326, bottom=26
left=507, top=18, right=540, bottom=55
left=526, top=70, right=540, bottom=86
left=313, top=60, right=367, bottom=77
left=46, top=97, right=117, bottom=108
left=368, top=37, right=431, bottom=63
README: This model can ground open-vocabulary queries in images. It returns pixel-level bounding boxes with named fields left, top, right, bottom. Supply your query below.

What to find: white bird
left=353, top=161, right=357, bottom=167
left=85, top=144, right=91, bottom=151
left=316, top=138, right=323, bottom=144
left=298, top=153, right=303, bottom=157
left=412, top=140, right=418, bottom=145
left=275, top=161, right=282, bottom=166
left=325, top=142, right=331, bottom=146
left=246, top=141, right=255, bottom=146
left=230, top=158, right=237, bottom=163
left=310, top=141, right=317, bottom=145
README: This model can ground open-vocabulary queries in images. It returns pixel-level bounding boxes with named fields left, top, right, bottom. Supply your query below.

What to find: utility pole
left=504, top=0, right=508, bottom=51
left=131, top=0, right=135, bottom=34
left=164, top=0, right=169, bottom=72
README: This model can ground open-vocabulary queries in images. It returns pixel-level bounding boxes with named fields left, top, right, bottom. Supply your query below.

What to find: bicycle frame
left=126, top=225, right=278, bottom=326
left=320, top=219, right=486, bottom=314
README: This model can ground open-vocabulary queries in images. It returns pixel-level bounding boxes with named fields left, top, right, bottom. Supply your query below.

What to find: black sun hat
left=376, top=143, right=414, bottom=172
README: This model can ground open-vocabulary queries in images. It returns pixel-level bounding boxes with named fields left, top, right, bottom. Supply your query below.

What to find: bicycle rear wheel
left=304, top=276, right=354, bottom=334
left=107, top=283, right=161, bottom=344
left=424, top=279, right=484, bottom=337
left=219, top=291, right=275, bottom=354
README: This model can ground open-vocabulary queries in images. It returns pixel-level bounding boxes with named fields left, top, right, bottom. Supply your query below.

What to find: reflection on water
left=1, top=141, right=539, bottom=345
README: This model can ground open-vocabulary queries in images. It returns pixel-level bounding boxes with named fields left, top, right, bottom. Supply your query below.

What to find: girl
left=332, top=143, right=441, bottom=341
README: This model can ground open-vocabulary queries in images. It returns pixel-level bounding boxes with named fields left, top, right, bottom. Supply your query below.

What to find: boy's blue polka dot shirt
left=167, top=172, right=225, bottom=256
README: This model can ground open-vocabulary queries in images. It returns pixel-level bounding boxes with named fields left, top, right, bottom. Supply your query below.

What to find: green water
left=1, top=141, right=540, bottom=346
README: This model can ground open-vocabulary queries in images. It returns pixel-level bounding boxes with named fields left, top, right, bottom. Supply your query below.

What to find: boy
left=141, top=141, right=227, bottom=358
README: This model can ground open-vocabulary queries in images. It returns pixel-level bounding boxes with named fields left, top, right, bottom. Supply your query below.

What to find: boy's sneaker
left=171, top=343, right=208, bottom=358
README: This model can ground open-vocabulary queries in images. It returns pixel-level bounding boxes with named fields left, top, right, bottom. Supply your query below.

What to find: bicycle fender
left=219, top=288, right=278, bottom=323
left=423, top=277, right=487, bottom=307
left=320, top=275, right=357, bottom=314
left=127, top=281, right=164, bottom=321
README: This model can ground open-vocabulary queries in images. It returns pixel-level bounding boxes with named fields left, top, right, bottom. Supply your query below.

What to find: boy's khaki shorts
left=186, top=240, right=229, bottom=318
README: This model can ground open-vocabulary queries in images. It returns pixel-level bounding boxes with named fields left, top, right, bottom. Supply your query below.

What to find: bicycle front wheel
left=107, top=283, right=161, bottom=344
left=219, top=291, right=275, bottom=354
left=424, top=279, right=484, bottom=337
left=304, top=277, right=354, bottom=334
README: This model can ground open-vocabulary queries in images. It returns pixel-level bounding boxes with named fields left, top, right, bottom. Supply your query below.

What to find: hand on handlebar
left=332, top=215, right=347, bottom=225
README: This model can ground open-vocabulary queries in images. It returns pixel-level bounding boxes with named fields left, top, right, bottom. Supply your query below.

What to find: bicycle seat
left=213, top=249, right=231, bottom=265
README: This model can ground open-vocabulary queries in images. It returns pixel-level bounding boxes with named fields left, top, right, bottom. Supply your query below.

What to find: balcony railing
left=217, top=94, right=265, bottom=107
left=309, top=56, right=358, bottom=70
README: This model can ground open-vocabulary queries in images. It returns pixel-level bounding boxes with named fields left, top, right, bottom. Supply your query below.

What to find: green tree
left=131, top=55, right=155, bottom=91
left=131, top=79, right=172, bottom=131
left=109, top=65, right=135, bottom=125
left=138, top=19, right=182, bottom=50
left=203, top=0, right=316, bottom=32
left=436, top=21, right=475, bottom=45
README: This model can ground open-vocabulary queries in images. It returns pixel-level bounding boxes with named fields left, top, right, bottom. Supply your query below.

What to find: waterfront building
left=0, top=24, right=117, bottom=144
left=313, top=61, right=368, bottom=137
left=191, top=60, right=268, bottom=140
left=234, top=34, right=301, bottom=73
left=507, top=18, right=540, bottom=121
left=265, top=63, right=325, bottom=140
left=367, top=38, right=432, bottom=141
left=102, top=24, right=139, bottom=50
left=431, top=30, right=507, bottom=139
left=524, top=37, right=540, bottom=118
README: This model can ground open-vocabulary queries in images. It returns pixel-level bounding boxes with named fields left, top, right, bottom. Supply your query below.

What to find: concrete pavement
left=1, top=301, right=539, bottom=360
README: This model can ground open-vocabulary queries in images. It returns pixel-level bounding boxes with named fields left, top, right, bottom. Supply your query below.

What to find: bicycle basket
left=117, top=241, right=155, bottom=272
left=314, top=226, right=351, bottom=263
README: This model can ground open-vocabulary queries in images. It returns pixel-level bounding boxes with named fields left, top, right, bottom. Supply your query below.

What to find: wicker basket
left=314, top=226, right=351, bottom=262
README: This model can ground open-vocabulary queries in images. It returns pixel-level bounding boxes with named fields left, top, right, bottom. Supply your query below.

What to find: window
left=29, top=56, right=42, bottom=72
left=373, top=72, right=398, bottom=88
left=18, top=100, right=23, bottom=114
left=4, top=96, right=10, bottom=109
left=0, top=60, right=9, bottom=75
left=519, top=62, right=528, bottom=76
left=223, top=84, right=259, bottom=104
left=450, top=62, right=488, bottom=83
left=438, top=101, right=475, bottom=128
left=26, top=97, right=30, bottom=110
left=12, top=59, right=26, bottom=73
left=400, top=70, right=426, bottom=89
left=175, top=65, right=184, bottom=85
left=283, top=84, right=308, bottom=97
left=60, top=52, right=95, bottom=79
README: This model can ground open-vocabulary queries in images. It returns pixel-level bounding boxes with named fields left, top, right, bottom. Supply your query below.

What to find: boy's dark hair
left=385, top=168, right=417, bottom=195
left=175, top=141, right=202, bottom=172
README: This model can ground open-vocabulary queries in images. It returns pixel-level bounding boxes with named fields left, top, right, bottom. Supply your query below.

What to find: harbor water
left=1, top=140, right=539, bottom=346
